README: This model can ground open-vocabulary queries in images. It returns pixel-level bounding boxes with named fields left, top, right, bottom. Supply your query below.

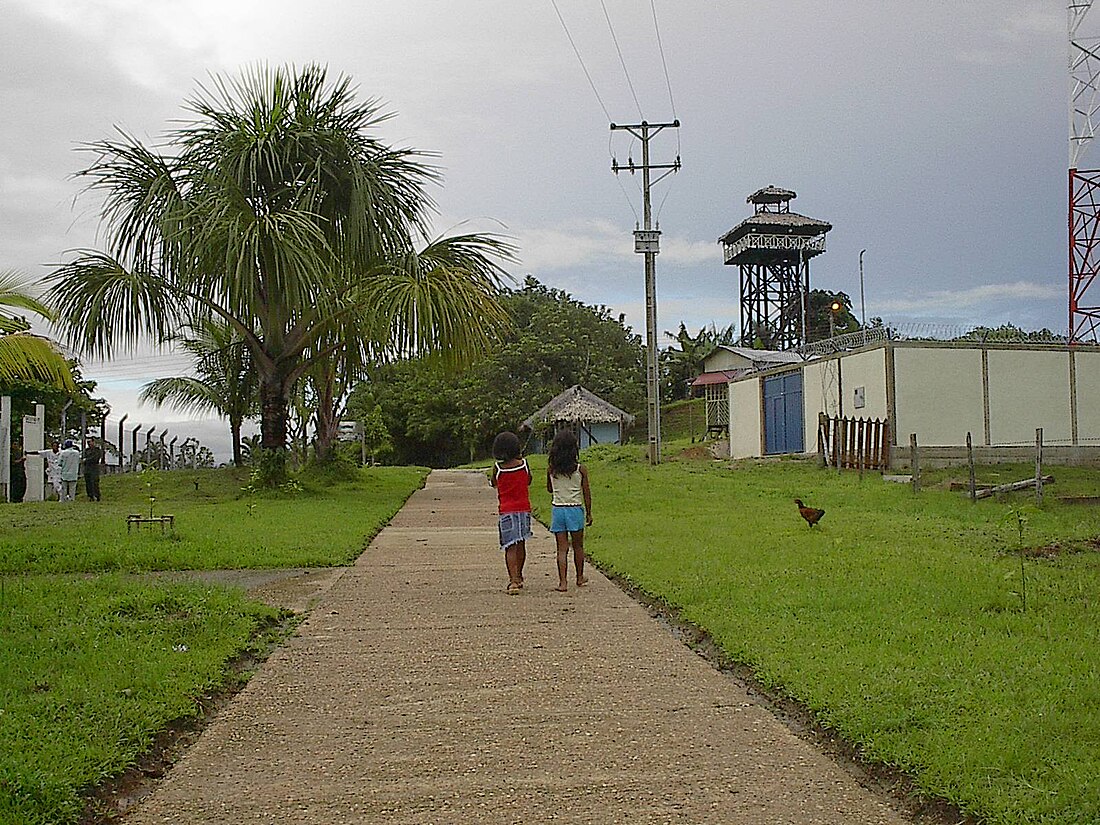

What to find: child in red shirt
left=489, top=431, right=532, bottom=595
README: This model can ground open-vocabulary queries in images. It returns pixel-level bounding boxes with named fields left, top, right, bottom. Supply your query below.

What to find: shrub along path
left=123, top=469, right=909, bottom=824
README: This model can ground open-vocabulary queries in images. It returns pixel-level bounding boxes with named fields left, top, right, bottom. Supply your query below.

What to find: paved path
left=125, top=470, right=909, bottom=824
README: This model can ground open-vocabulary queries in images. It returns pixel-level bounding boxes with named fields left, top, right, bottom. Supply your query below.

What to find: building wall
left=703, top=349, right=754, bottom=373
left=1076, top=350, right=1100, bottom=439
left=894, top=347, right=985, bottom=446
left=840, top=349, right=889, bottom=420
left=987, top=350, right=1072, bottom=444
left=729, top=379, right=762, bottom=459
left=727, top=342, right=1100, bottom=461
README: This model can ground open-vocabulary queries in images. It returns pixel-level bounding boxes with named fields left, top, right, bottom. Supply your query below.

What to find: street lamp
left=859, top=249, right=867, bottom=328
left=829, top=299, right=842, bottom=339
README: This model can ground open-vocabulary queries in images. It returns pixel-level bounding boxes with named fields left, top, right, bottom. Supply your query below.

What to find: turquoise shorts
left=550, top=505, right=585, bottom=534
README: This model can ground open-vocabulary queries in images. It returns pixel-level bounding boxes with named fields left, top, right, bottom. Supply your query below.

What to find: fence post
left=910, top=433, right=920, bottom=493
left=817, top=412, right=827, bottom=467
left=1035, top=427, right=1044, bottom=505
left=967, top=431, right=976, bottom=502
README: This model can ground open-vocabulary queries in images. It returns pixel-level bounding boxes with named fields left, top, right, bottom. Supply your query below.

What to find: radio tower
left=1069, top=1, right=1100, bottom=342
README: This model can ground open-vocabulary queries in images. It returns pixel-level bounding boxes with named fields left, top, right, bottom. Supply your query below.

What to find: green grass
left=0, top=465, right=429, bottom=573
left=0, top=576, right=278, bottom=824
left=536, top=447, right=1100, bottom=825
left=0, top=464, right=428, bottom=824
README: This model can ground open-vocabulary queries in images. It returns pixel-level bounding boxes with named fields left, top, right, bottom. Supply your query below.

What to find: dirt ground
left=142, top=567, right=348, bottom=614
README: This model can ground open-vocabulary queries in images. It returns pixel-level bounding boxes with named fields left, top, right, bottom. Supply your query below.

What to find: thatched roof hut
left=522, top=385, right=634, bottom=449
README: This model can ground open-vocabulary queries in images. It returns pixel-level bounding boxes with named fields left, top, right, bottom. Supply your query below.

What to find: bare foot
left=576, top=576, right=588, bottom=587
left=554, top=584, right=568, bottom=592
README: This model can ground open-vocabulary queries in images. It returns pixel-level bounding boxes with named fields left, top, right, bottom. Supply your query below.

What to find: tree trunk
left=259, top=378, right=290, bottom=485
left=314, top=371, right=339, bottom=463
left=230, top=420, right=243, bottom=467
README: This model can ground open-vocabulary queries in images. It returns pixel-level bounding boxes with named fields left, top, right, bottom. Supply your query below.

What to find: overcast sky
left=0, top=0, right=1082, bottom=459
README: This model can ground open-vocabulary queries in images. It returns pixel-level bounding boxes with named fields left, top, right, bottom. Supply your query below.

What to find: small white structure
left=724, top=337, right=1100, bottom=468
left=693, top=346, right=801, bottom=437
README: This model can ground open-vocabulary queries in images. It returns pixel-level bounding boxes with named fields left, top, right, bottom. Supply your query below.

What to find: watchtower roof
left=717, top=211, right=832, bottom=246
left=747, top=185, right=796, bottom=205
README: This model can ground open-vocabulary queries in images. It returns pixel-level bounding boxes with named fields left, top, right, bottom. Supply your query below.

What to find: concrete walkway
left=125, top=470, right=909, bottom=824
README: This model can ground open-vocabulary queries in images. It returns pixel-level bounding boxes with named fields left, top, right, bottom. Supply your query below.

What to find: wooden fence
left=817, top=413, right=890, bottom=471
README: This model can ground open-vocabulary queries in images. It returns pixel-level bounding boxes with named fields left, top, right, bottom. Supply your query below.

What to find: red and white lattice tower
left=1069, top=1, right=1100, bottom=342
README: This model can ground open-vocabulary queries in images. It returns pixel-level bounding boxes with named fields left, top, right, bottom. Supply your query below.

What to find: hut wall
left=583, top=421, right=621, bottom=448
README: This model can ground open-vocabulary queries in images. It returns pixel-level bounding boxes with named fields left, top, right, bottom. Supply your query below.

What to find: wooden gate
left=817, top=413, right=890, bottom=470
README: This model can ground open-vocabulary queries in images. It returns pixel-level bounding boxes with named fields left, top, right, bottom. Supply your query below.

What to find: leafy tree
left=0, top=270, right=75, bottom=393
left=806, top=289, right=860, bottom=342
left=0, top=361, right=106, bottom=442
left=138, top=319, right=257, bottom=466
left=360, top=405, right=393, bottom=465
left=353, top=277, right=645, bottom=466
left=48, top=65, right=511, bottom=485
left=661, top=322, right=737, bottom=402
left=955, top=323, right=1063, bottom=344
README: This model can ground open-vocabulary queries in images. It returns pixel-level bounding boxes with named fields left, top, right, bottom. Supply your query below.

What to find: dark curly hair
left=492, top=431, right=522, bottom=461
left=548, top=429, right=579, bottom=477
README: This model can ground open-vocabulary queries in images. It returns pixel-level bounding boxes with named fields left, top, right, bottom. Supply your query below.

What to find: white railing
left=722, top=233, right=826, bottom=263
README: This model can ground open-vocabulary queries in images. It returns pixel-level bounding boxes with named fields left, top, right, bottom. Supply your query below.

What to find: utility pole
left=610, top=119, right=680, bottom=465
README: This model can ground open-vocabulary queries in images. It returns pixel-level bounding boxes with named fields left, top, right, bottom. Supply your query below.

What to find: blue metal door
left=763, top=371, right=804, bottom=455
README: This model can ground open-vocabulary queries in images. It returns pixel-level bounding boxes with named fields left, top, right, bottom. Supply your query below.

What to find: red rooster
left=794, top=498, right=825, bottom=528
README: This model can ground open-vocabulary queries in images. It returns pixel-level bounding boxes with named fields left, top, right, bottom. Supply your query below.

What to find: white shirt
left=59, top=447, right=80, bottom=481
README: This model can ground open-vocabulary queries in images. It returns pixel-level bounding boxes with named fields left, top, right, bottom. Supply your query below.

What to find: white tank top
left=550, top=468, right=583, bottom=506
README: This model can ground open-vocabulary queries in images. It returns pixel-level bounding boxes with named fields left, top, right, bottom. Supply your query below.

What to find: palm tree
left=138, top=319, right=257, bottom=466
left=47, top=65, right=511, bottom=484
left=0, top=270, right=74, bottom=390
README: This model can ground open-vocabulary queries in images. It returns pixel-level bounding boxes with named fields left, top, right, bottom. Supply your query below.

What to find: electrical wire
left=650, top=0, right=677, bottom=120
left=600, top=0, right=644, bottom=120
left=550, top=0, right=614, bottom=123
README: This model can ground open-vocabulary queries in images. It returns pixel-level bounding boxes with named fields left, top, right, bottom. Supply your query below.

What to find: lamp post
left=859, top=248, right=867, bottom=328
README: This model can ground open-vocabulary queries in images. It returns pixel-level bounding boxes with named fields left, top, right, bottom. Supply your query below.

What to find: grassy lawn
left=530, top=444, right=1100, bottom=825
left=0, top=464, right=428, bottom=824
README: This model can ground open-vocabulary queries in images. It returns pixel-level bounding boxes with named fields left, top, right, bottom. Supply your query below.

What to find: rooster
left=794, top=498, right=825, bottom=528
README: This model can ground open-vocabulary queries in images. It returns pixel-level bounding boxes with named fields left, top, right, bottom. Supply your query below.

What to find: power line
left=646, top=0, right=673, bottom=121
left=600, top=0, right=644, bottom=119
left=550, top=0, right=614, bottom=123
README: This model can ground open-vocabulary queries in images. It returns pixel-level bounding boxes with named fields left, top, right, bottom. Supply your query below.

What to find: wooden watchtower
left=718, top=186, right=831, bottom=350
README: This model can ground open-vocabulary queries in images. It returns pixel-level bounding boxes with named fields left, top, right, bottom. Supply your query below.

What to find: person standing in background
left=58, top=440, right=80, bottom=502
left=8, top=440, right=26, bottom=503
left=82, top=437, right=104, bottom=501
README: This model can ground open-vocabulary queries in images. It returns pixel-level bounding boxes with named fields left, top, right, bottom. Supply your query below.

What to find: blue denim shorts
left=498, top=511, right=533, bottom=550
left=550, top=505, right=585, bottom=534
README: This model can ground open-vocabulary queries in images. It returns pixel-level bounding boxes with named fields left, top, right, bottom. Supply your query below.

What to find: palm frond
left=138, top=376, right=226, bottom=417
left=0, top=270, right=55, bottom=322
left=0, top=333, right=76, bottom=390
left=46, top=252, right=186, bottom=358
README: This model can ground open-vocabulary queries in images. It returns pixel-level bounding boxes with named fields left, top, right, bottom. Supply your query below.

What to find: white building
left=722, top=335, right=1100, bottom=468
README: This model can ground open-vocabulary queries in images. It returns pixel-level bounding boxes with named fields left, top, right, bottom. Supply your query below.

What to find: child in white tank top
left=545, top=430, right=592, bottom=592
